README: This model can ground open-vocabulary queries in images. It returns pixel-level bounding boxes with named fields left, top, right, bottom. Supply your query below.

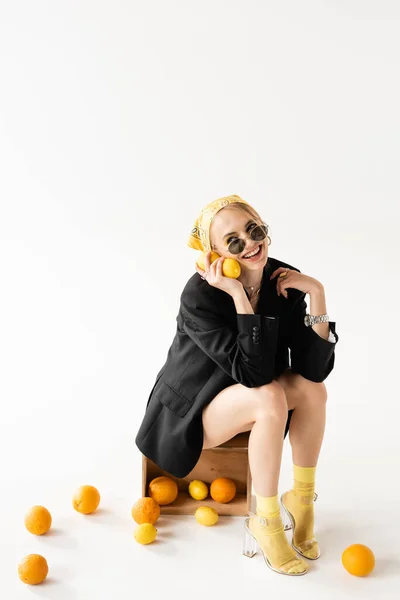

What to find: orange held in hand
left=24, top=505, right=52, bottom=535
left=148, top=476, right=178, bottom=506
left=210, top=477, right=237, bottom=503
left=131, top=497, right=161, bottom=525
left=18, top=554, right=48, bottom=585
left=72, top=485, right=101, bottom=514
left=342, top=544, right=375, bottom=576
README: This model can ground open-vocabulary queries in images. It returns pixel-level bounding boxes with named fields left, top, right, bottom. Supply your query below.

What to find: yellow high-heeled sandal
left=242, top=513, right=308, bottom=576
left=280, top=492, right=320, bottom=560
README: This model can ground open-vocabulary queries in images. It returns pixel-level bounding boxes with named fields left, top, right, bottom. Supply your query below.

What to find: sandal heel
left=281, top=504, right=292, bottom=531
left=242, top=518, right=257, bottom=558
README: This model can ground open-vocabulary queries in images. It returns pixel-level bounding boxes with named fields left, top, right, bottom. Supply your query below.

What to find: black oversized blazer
left=135, top=256, right=339, bottom=478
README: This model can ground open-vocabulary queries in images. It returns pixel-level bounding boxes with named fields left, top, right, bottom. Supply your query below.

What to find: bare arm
left=232, top=289, right=255, bottom=315
left=309, top=285, right=329, bottom=340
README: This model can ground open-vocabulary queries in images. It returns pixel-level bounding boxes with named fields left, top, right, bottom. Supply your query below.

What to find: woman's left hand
left=269, top=267, right=322, bottom=298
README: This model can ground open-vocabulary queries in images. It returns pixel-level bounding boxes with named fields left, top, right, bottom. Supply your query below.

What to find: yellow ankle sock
left=282, top=465, right=319, bottom=559
left=251, top=493, right=308, bottom=574
left=255, top=493, right=281, bottom=518
left=293, top=465, right=316, bottom=506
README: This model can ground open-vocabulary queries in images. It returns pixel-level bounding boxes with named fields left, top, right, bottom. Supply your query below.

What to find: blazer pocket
left=154, top=380, right=193, bottom=418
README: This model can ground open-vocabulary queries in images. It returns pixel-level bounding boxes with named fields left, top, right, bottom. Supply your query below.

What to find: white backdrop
left=1, top=1, right=399, bottom=598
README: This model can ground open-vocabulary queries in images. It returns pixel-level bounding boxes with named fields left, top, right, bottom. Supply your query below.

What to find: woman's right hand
left=195, top=251, right=244, bottom=297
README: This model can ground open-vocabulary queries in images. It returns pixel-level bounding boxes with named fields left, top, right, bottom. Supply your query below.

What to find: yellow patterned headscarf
left=187, top=194, right=251, bottom=252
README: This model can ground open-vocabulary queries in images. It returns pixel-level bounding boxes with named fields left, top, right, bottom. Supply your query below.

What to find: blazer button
left=253, top=325, right=260, bottom=331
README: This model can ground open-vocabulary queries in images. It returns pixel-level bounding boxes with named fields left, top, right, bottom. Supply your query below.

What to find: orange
left=24, top=505, right=52, bottom=535
left=196, top=252, right=241, bottom=279
left=148, top=476, right=178, bottom=506
left=18, top=554, right=48, bottom=585
left=210, top=477, right=237, bottom=503
left=72, top=485, right=100, bottom=514
left=131, top=497, right=161, bottom=525
left=342, top=544, right=375, bottom=576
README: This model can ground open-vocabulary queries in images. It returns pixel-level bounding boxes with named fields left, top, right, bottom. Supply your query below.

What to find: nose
left=244, top=234, right=257, bottom=249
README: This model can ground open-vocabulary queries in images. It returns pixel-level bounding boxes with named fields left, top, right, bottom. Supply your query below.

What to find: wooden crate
left=142, top=431, right=252, bottom=516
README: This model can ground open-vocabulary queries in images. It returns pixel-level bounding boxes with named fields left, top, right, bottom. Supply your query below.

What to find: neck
left=239, top=266, right=264, bottom=290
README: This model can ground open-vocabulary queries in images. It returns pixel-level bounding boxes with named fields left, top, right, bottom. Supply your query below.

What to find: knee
left=293, top=374, right=328, bottom=406
left=252, top=381, right=288, bottom=423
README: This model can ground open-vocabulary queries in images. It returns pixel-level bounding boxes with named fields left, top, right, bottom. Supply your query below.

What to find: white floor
left=3, top=435, right=400, bottom=600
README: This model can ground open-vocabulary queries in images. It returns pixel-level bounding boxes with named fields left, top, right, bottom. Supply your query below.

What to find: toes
left=298, top=541, right=320, bottom=559
left=287, top=559, right=308, bottom=574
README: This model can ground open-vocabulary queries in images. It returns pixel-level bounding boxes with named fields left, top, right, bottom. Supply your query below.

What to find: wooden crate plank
left=159, top=491, right=248, bottom=516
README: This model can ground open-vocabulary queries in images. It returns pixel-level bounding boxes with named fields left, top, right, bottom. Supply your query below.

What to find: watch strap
left=304, top=313, right=329, bottom=326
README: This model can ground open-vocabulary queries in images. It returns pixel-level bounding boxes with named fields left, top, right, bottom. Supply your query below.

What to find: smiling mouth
left=242, top=244, right=262, bottom=259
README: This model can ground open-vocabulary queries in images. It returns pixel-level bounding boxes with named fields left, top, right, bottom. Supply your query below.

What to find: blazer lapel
left=258, top=259, right=282, bottom=318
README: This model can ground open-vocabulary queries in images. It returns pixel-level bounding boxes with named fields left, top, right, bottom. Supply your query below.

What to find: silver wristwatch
left=304, top=313, right=329, bottom=327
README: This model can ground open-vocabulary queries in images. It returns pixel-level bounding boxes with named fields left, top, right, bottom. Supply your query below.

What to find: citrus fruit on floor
left=18, top=554, right=48, bottom=585
left=195, top=506, right=219, bottom=526
left=72, top=485, right=100, bottom=514
left=342, top=544, right=375, bottom=576
left=196, top=252, right=241, bottom=279
left=131, top=497, right=161, bottom=525
left=148, top=476, right=178, bottom=505
left=134, top=523, right=158, bottom=544
left=188, top=480, right=208, bottom=500
left=210, top=477, right=237, bottom=503
left=24, top=505, right=52, bottom=535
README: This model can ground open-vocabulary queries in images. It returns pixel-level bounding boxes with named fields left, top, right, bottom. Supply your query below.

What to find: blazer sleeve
left=288, top=290, right=339, bottom=382
left=180, top=285, right=280, bottom=388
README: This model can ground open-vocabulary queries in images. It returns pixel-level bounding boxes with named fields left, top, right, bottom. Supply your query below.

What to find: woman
left=135, top=194, right=338, bottom=576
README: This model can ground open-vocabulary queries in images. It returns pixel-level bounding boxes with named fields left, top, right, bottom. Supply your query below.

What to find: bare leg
left=275, top=369, right=327, bottom=466
left=275, top=369, right=327, bottom=559
left=202, top=379, right=308, bottom=574
left=202, top=380, right=288, bottom=496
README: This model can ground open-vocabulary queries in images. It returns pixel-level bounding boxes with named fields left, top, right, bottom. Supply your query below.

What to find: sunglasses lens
left=251, top=224, right=268, bottom=241
left=227, top=224, right=268, bottom=254
left=228, top=239, right=245, bottom=254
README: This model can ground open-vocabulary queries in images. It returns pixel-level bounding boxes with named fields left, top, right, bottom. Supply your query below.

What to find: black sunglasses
left=226, top=223, right=269, bottom=255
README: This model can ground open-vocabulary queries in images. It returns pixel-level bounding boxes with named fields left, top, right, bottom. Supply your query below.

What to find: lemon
left=188, top=480, right=208, bottom=501
left=195, top=506, right=219, bottom=526
left=134, top=522, right=157, bottom=544
left=221, top=258, right=241, bottom=279
left=196, top=252, right=241, bottom=280
left=196, top=251, right=220, bottom=271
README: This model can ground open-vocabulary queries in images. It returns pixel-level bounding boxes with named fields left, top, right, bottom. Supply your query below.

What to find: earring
left=267, top=235, right=271, bottom=246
